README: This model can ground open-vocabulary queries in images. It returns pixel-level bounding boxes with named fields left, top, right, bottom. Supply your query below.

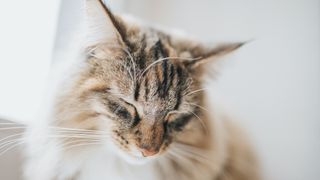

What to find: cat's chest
left=70, top=148, right=214, bottom=180
left=77, top=152, right=160, bottom=180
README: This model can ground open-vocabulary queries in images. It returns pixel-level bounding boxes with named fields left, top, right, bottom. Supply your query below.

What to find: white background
left=0, top=0, right=319, bottom=180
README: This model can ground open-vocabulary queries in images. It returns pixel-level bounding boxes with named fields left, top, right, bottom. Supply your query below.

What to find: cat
left=24, top=0, right=260, bottom=179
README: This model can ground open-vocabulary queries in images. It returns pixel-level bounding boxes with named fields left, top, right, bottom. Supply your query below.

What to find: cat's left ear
left=182, top=42, right=245, bottom=69
left=85, top=0, right=127, bottom=47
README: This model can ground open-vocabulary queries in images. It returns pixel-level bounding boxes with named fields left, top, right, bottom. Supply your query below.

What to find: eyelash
left=106, top=96, right=191, bottom=131
left=166, top=113, right=194, bottom=131
left=107, top=99, right=140, bottom=127
left=114, top=106, right=132, bottom=120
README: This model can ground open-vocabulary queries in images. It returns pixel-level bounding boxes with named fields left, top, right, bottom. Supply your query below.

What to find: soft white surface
left=0, top=0, right=319, bottom=180
left=0, top=0, right=60, bottom=123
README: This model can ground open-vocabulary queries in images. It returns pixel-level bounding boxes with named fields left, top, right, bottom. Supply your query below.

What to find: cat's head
left=57, top=0, right=244, bottom=164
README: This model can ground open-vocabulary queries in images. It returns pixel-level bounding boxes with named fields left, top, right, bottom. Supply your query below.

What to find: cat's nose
left=139, top=147, right=158, bottom=157
left=140, top=149, right=158, bottom=157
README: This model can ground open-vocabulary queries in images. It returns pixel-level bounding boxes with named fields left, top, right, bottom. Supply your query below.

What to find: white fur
left=24, top=1, right=229, bottom=179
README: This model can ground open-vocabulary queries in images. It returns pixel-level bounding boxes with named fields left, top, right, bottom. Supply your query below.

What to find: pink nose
left=139, top=148, right=158, bottom=157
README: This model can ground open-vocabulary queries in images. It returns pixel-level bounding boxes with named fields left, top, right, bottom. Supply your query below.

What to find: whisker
left=49, top=129, right=107, bottom=135
left=49, top=132, right=111, bottom=137
left=45, top=135, right=107, bottom=139
left=0, top=133, right=24, bottom=144
left=125, top=65, right=134, bottom=82
left=0, top=122, right=23, bottom=125
left=173, top=143, right=211, bottom=160
left=0, top=138, right=24, bottom=151
left=88, top=44, right=137, bottom=90
left=48, top=127, right=105, bottom=133
left=0, top=141, right=25, bottom=157
left=49, top=132, right=107, bottom=136
left=0, top=133, right=107, bottom=144
left=0, top=125, right=106, bottom=134
left=172, top=147, right=206, bottom=162
left=187, top=110, right=208, bottom=135
left=184, top=88, right=209, bottom=97
left=63, top=142, right=104, bottom=151
left=186, top=102, right=208, bottom=112
left=122, top=47, right=137, bottom=83
left=166, top=150, right=201, bottom=175
left=138, top=56, right=202, bottom=81
left=0, top=127, right=26, bottom=131
left=57, top=138, right=104, bottom=150
left=170, top=145, right=212, bottom=166
left=0, top=135, right=106, bottom=156
left=171, top=147, right=218, bottom=174
left=167, top=150, right=192, bottom=165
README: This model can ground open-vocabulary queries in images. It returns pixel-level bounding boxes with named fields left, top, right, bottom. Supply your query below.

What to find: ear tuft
left=85, top=0, right=126, bottom=47
left=183, top=41, right=247, bottom=68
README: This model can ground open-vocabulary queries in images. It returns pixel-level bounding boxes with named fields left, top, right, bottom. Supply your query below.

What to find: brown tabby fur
left=25, top=0, right=260, bottom=179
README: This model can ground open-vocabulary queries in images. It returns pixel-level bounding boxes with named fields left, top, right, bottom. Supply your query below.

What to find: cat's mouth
left=137, top=147, right=159, bottom=157
left=123, top=152, right=157, bottom=165
left=107, top=143, right=160, bottom=164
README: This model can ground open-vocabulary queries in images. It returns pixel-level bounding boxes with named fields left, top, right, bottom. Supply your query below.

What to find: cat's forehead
left=125, top=27, right=173, bottom=58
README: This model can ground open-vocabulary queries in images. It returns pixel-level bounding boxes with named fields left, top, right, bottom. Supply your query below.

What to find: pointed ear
left=181, top=42, right=245, bottom=68
left=85, top=0, right=127, bottom=47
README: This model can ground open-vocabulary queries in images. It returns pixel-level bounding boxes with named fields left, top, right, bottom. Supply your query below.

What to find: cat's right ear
left=85, top=0, right=127, bottom=47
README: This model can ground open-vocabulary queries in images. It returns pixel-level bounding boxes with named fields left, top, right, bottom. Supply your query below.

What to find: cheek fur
left=158, top=136, right=172, bottom=154
left=112, top=130, right=130, bottom=151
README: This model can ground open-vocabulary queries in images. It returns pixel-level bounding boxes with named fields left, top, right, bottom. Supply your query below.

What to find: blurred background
left=0, top=0, right=319, bottom=179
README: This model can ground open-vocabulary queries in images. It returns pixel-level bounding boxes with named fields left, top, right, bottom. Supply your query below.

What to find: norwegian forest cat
left=24, top=0, right=260, bottom=179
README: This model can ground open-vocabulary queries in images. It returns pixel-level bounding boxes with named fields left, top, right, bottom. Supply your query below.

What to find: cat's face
left=56, top=0, right=243, bottom=164
left=82, top=40, right=199, bottom=163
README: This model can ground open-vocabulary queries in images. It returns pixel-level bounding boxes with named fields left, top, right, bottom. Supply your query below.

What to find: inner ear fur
left=183, top=42, right=245, bottom=68
left=169, top=37, right=245, bottom=68
left=85, top=0, right=128, bottom=47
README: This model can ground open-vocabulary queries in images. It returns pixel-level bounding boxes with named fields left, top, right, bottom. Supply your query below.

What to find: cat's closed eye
left=107, top=99, right=140, bottom=127
left=166, top=112, right=194, bottom=131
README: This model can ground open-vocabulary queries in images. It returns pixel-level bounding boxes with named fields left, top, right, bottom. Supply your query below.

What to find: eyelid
left=119, top=98, right=136, bottom=111
left=119, top=98, right=141, bottom=126
left=166, top=110, right=195, bottom=122
left=165, top=111, right=180, bottom=122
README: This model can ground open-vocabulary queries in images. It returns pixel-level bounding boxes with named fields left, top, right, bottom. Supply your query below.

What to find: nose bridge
left=138, top=120, right=164, bottom=151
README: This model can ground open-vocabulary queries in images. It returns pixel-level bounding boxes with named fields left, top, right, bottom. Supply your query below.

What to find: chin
left=115, top=150, right=159, bottom=165
left=123, top=154, right=153, bottom=165
left=104, top=142, right=156, bottom=165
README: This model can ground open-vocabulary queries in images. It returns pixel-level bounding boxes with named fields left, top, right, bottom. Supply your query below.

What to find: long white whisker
left=46, top=135, right=107, bottom=139
left=0, top=133, right=24, bottom=144
left=184, top=88, right=209, bottom=97
left=89, top=44, right=137, bottom=88
left=122, top=47, right=137, bottom=83
left=170, top=145, right=212, bottom=166
left=48, top=127, right=105, bottom=133
left=0, top=141, right=25, bottom=157
left=187, top=110, right=208, bottom=135
left=56, top=138, right=104, bottom=150
left=0, top=127, right=26, bottom=131
left=0, top=122, right=23, bottom=125
left=167, top=151, right=187, bottom=165
left=49, top=129, right=108, bottom=135
left=0, top=125, right=105, bottom=134
left=171, top=146, right=217, bottom=173
left=186, top=102, right=208, bottom=112
left=139, top=56, right=202, bottom=81
left=50, top=132, right=107, bottom=136
left=167, top=150, right=200, bottom=173
left=173, top=143, right=211, bottom=160
left=0, top=138, right=24, bottom=150
left=63, top=142, right=104, bottom=151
